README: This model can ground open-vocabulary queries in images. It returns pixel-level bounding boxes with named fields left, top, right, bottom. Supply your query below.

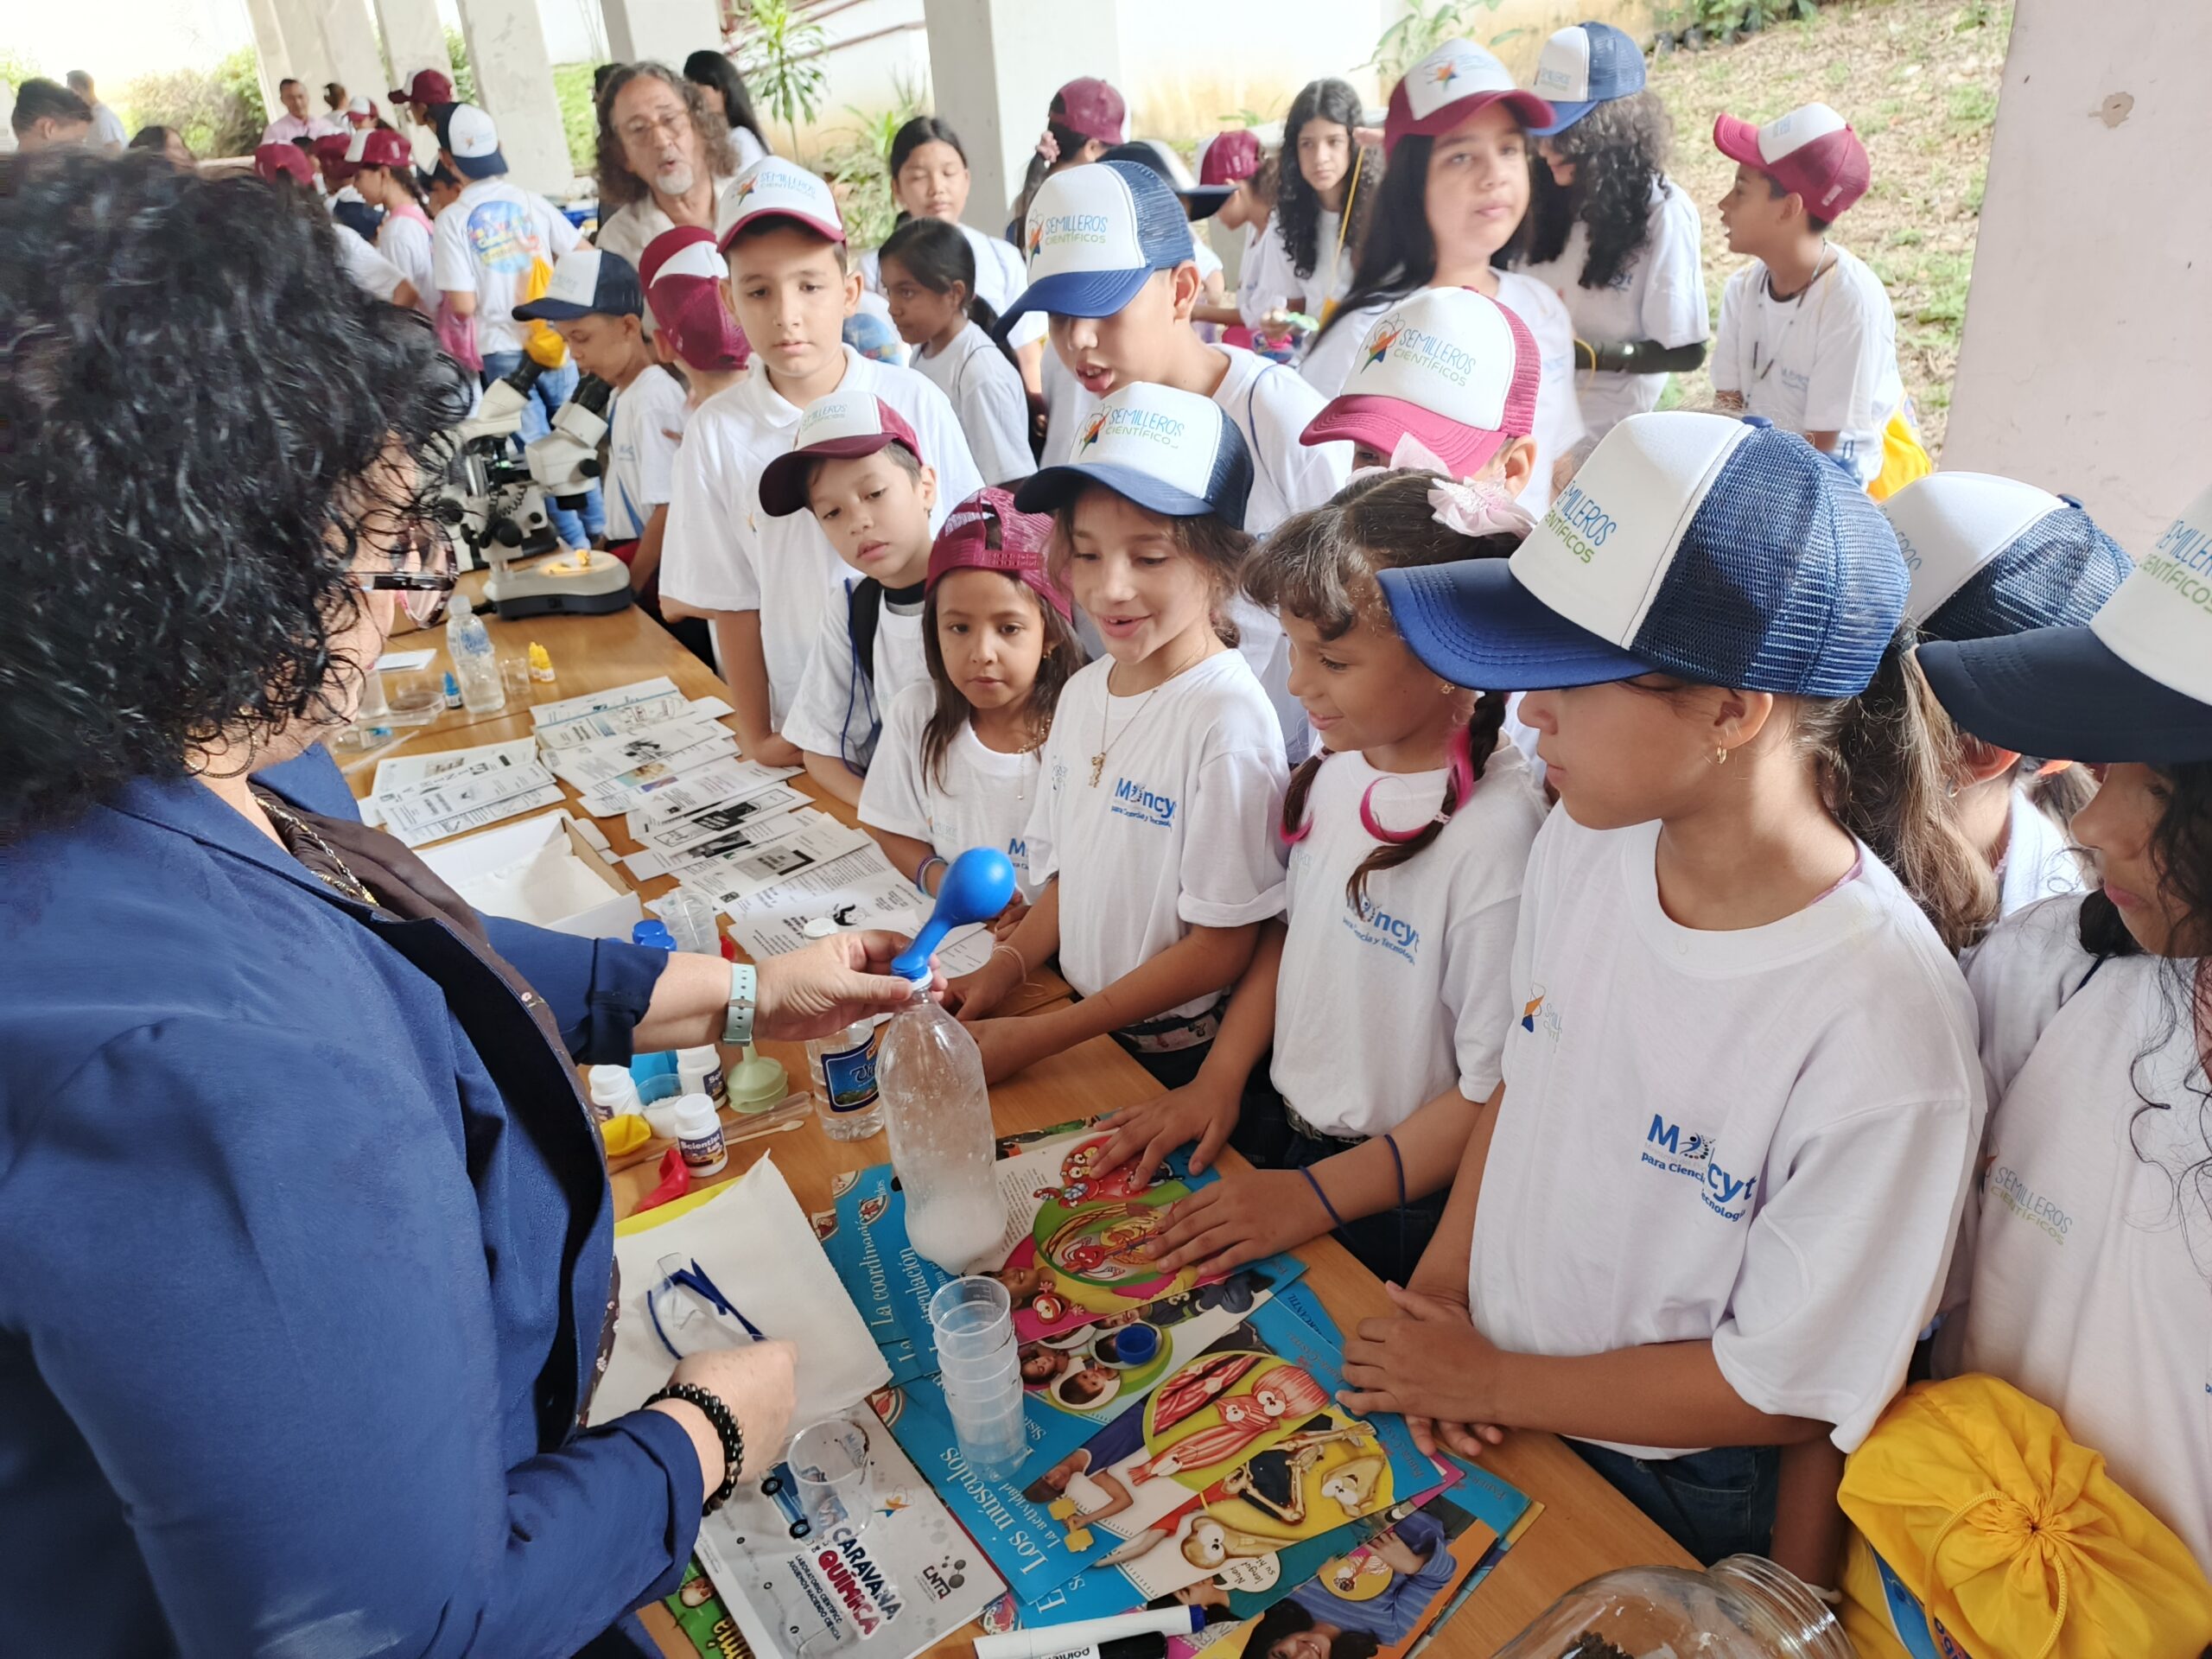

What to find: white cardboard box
left=419, top=811, right=644, bottom=939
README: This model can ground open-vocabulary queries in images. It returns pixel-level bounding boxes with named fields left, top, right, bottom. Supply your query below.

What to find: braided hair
left=1246, top=471, right=1522, bottom=912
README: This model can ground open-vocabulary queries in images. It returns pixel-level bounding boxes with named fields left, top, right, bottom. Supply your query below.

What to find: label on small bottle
left=677, top=1122, right=726, bottom=1173
left=820, top=1033, right=880, bottom=1113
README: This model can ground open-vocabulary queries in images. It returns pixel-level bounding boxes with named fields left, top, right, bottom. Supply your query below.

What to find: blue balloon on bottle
left=892, top=847, right=1017, bottom=982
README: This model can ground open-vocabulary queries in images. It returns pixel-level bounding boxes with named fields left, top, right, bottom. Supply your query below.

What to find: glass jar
left=1493, top=1554, right=1853, bottom=1659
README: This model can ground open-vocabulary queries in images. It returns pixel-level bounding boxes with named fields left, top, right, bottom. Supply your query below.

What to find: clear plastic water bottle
left=875, top=977, right=1006, bottom=1273
left=807, top=1020, right=882, bottom=1141
left=444, top=594, right=505, bottom=714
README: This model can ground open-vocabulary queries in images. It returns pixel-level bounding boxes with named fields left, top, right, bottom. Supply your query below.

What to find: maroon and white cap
left=353, top=128, right=412, bottom=169
left=252, top=143, right=315, bottom=187
left=1053, top=78, right=1128, bottom=148
left=1712, top=102, right=1870, bottom=219
left=1198, top=130, right=1261, bottom=187
left=390, top=69, right=454, bottom=107
left=1383, top=40, right=1554, bottom=156
left=1301, top=287, right=1538, bottom=478
left=720, top=156, right=847, bottom=250
left=759, top=394, right=925, bottom=518
left=926, top=488, right=1073, bottom=621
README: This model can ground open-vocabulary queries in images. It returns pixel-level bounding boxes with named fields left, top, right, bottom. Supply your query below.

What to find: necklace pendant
left=1089, top=753, right=1106, bottom=788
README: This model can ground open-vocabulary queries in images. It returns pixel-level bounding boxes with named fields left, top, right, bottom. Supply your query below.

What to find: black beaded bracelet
left=645, top=1382, right=746, bottom=1515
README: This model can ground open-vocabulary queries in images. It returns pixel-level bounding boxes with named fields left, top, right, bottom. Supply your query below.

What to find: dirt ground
left=1645, top=0, right=2012, bottom=454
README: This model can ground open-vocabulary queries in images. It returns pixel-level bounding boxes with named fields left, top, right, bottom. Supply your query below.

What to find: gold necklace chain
left=260, top=798, right=378, bottom=906
left=1089, top=642, right=1208, bottom=788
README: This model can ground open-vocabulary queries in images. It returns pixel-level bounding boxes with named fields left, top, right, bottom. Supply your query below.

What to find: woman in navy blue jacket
left=0, top=150, right=919, bottom=1657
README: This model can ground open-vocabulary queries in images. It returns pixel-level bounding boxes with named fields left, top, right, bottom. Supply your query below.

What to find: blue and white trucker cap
left=1378, top=411, right=1906, bottom=692
left=996, top=162, right=1201, bottom=339
left=1883, top=471, right=2130, bottom=641
left=1014, top=381, right=1253, bottom=529
left=1919, top=480, right=2212, bottom=763
left=1528, top=22, right=1646, bottom=136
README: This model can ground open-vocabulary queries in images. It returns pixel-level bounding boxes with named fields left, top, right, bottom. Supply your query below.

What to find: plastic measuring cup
left=929, top=1275, right=1014, bottom=1361
left=787, top=1415, right=874, bottom=1537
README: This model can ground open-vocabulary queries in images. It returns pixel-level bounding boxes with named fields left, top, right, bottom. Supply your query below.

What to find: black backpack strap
left=848, top=577, right=884, bottom=688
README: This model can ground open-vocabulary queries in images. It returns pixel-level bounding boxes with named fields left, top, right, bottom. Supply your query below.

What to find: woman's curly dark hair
left=1274, top=78, right=1381, bottom=285
left=0, top=150, right=469, bottom=844
left=594, top=62, right=740, bottom=214
left=2075, top=762, right=2212, bottom=1253
left=1520, top=91, right=1671, bottom=291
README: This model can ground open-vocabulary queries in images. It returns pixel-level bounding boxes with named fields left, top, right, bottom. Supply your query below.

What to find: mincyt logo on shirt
left=1642, top=1114, right=1759, bottom=1220
left=1542, top=481, right=1619, bottom=566
left=1109, top=775, right=1176, bottom=828
left=1339, top=895, right=1420, bottom=964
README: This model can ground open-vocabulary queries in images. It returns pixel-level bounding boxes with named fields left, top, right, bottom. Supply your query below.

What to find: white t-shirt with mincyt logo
left=859, top=680, right=1047, bottom=901
left=1024, top=651, right=1289, bottom=1023
left=429, top=177, right=582, bottom=355
left=658, top=346, right=983, bottom=726
left=1470, top=811, right=1984, bottom=1459
left=1711, top=243, right=1904, bottom=490
left=1937, top=896, right=2212, bottom=1573
left=1270, top=742, right=1547, bottom=1140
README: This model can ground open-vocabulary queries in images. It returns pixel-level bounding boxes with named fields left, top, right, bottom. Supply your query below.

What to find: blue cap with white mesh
left=1883, top=471, right=2131, bottom=643
left=1377, top=411, right=1907, bottom=693
left=1014, top=382, right=1254, bottom=529
left=995, top=162, right=1202, bottom=340
left=1528, top=22, right=1646, bottom=136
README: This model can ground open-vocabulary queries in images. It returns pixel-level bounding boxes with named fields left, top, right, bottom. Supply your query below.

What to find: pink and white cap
left=1300, top=287, right=1538, bottom=478
left=719, top=156, right=846, bottom=250
left=1712, top=102, right=1870, bottom=219
left=1383, top=40, right=1554, bottom=156
left=757, top=393, right=925, bottom=518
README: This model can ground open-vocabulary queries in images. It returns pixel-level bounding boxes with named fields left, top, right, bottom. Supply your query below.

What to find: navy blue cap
left=1918, top=628, right=2212, bottom=764
left=1529, top=22, right=1647, bottom=137
left=997, top=161, right=1202, bottom=340
left=1379, top=412, right=1906, bottom=694
left=1882, top=472, right=2132, bottom=643
left=1100, top=141, right=1235, bottom=220
left=515, top=248, right=645, bottom=321
left=1014, top=381, right=1254, bottom=529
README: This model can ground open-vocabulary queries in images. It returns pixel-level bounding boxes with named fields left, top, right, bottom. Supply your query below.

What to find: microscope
left=428, top=359, right=634, bottom=620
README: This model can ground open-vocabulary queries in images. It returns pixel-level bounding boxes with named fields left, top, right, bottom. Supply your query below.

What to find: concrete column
left=601, top=0, right=722, bottom=69
left=315, top=0, right=396, bottom=114
left=264, top=0, right=340, bottom=111
left=241, top=0, right=305, bottom=113
left=1942, top=0, right=2212, bottom=550
left=924, top=0, right=1125, bottom=234
left=376, top=0, right=454, bottom=97
left=456, top=0, right=579, bottom=194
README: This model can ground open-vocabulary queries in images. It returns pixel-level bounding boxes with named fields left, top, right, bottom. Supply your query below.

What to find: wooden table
left=346, top=593, right=1690, bottom=1658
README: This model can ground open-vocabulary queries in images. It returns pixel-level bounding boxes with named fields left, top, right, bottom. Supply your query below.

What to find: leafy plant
left=1, top=48, right=44, bottom=94
left=443, top=26, right=479, bottom=106
left=816, top=69, right=929, bottom=251
left=121, top=47, right=266, bottom=158
left=734, top=0, right=827, bottom=153
left=551, top=61, right=601, bottom=178
left=1656, top=0, right=1817, bottom=41
left=1365, top=0, right=1506, bottom=81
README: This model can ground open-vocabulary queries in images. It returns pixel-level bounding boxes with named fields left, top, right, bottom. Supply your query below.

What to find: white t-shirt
left=1470, top=812, right=1983, bottom=1458
left=337, top=224, right=410, bottom=304
left=861, top=222, right=1047, bottom=351
left=430, top=177, right=582, bottom=356
left=1025, top=651, right=1289, bottom=1022
left=1515, top=179, right=1709, bottom=437
left=1271, top=742, right=1547, bottom=1138
left=860, top=680, right=1047, bottom=899
left=593, top=175, right=741, bottom=339
left=89, top=101, right=128, bottom=152
left=1942, top=897, right=2212, bottom=1572
left=1245, top=209, right=1356, bottom=321
left=605, top=365, right=690, bottom=542
left=377, top=211, right=436, bottom=312
left=731, top=126, right=768, bottom=172
left=1996, top=785, right=2084, bottom=919
left=658, top=346, right=982, bottom=726
left=913, top=321, right=1034, bottom=487
left=1040, top=345, right=1347, bottom=764
left=1298, top=274, right=1586, bottom=516
left=782, top=581, right=929, bottom=771
left=1711, top=243, right=1903, bottom=490
left=1235, top=221, right=1274, bottom=330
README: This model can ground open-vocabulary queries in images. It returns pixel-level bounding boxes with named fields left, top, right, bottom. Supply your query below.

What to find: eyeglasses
left=620, top=111, right=690, bottom=149
left=646, top=1255, right=766, bottom=1359
left=360, top=529, right=457, bottom=625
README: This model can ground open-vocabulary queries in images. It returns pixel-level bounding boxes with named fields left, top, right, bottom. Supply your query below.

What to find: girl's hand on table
left=1093, top=1076, right=1239, bottom=1184
left=1135, top=1167, right=1321, bottom=1278
left=1339, top=1283, right=1509, bottom=1459
left=964, top=1014, right=1055, bottom=1084
left=946, top=948, right=1023, bottom=1021
left=755, top=931, right=932, bottom=1041
left=657, top=1338, right=798, bottom=1490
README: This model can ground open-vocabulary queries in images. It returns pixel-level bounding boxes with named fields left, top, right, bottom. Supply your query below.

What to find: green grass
left=1947, top=83, right=1999, bottom=130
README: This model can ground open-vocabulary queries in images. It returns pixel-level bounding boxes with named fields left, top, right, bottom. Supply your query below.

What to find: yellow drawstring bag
left=1869, top=397, right=1934, bottom=501
left=520, top=255, right=570, bottom=371
left=1838, top=1374, right=2212, bottom=1659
